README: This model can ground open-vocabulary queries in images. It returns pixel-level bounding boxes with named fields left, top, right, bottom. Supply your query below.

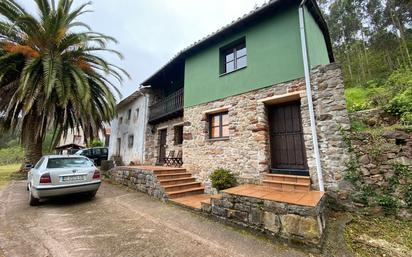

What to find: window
left=174, top=125, right=184, bottom=145
left=73, top=135, right=82, bottom=145
left=47, top=157, right=93, bottom=169
left=127, top=109, right=132, bottom=120
left=220, top=38, right=247, bottom=74
left=119, top=117, right=123, bottom=124
left=128, top=135, right=134, bottom=148
left=135, top=108, right=140, bottom=121
left=34, top=157, right=45, bottom=169
left=209, top=112, right=229, bottom=139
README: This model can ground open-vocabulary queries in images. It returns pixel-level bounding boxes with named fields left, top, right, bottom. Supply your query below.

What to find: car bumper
left=32, top=181, right=101, bottom=198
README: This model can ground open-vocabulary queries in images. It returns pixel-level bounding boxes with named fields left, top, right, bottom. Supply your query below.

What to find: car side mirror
left=25, top=164, right=34, bottom=169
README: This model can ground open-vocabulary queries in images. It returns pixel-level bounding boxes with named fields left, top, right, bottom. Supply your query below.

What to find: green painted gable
left=183, top=5, right=330, bottom=108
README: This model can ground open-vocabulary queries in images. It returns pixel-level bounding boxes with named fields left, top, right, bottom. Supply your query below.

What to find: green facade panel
left=183, top=5, right=330, bottom=107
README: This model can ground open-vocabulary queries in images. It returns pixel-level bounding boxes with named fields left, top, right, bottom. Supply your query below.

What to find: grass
left=0, top=164, right=21, bottom=188
left=345, top=214, right=412, bottom=256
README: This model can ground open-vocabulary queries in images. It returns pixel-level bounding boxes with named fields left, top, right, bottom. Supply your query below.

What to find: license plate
left=61, top=175, right=86, bottom=182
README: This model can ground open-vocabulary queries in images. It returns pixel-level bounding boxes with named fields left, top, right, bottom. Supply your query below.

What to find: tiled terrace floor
left=170, top=194, right=222, bottom=209
left=127, top=165, right=184, bottom=171
left=223, top=184, right=324, bottom=207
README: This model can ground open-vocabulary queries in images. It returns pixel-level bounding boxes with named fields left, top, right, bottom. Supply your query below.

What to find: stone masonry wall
left=183, top=63, right=350, bottom=193
left=203, top=192, right=327, bottom=246
left=109, top=166, right=168, bottom=200
left=347, top=129, right=412, bottom=218
left=144, top=117, right=184, bottom=165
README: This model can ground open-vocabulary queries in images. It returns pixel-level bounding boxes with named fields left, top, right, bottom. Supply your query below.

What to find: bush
left=377, top=194, right=399, bottom=215
left=210, top=168, right=237, bottom=191
left=89, top=139, right=104, bottom=147
left=0, top=146, right=24, bottom=165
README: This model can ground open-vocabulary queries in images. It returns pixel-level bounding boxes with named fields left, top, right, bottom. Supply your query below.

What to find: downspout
left=140, top=91, right=149, bottom=164
left=298, top=1, right=324, bottom=192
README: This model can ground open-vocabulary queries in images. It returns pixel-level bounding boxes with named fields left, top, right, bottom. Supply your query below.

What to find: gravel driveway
left=0, top=181, right=311, bottom=257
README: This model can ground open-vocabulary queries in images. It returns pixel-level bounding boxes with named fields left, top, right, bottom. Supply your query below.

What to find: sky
left=18, top=0, right=268, bottom=101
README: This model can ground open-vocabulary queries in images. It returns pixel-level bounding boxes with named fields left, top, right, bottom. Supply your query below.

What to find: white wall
left=108, top=93, right=149, bottom=165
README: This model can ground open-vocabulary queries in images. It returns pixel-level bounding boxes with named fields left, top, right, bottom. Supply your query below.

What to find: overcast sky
left=18, top=0, right=268, bottom=101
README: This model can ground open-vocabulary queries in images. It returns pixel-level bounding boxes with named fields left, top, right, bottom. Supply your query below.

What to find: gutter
left=298, top=0, right=325, bottom=192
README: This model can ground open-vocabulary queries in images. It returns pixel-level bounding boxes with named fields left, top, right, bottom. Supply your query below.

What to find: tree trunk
left=22, top=112, right=44, bottom=169
left=23, top=135, right=43, bottom=167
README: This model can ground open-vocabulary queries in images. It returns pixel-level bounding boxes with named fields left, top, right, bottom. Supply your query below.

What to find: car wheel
left=88, top=190, right=98, bottom=199
left=29, top=190, right=40, bottom=206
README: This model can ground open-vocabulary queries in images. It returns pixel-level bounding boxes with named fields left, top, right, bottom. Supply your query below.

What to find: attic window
left=220, top=38, right=247, bottom=75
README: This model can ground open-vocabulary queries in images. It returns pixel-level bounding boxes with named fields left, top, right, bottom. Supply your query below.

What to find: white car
left=27, top=155, right=101, bottom=206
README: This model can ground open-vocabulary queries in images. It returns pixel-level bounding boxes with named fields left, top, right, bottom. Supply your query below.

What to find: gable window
left=209, top=112, right=229, bottom=139
left=127, top=109, right=132, bottom=120
left=220, top=38, right=247, bottom=75
left=174, top=125, right=184, bottom=145
left=128, top=134, right=134, bottom=148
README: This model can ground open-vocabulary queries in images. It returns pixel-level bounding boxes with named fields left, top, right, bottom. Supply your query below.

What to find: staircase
left=262, top=173, right=311, bottom=192
left=153, top=168, right=205, bottom=199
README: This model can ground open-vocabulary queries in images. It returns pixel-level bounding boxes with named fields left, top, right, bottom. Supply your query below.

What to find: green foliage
left=384, top=69, right=412, bottom=123
left=345, top=87, right=372, bottom=112
left=377, top=194, right=399, bottom=215
left=0, top=146, right=23, bottom=165
left=350, top=120, right=367, bottom=132
left=89, top=139, right=104, bottom=147
left=210, top=168, right=237, bottom=191
left=0, top=0, right=128, bottom=164
left=404, top=185, right=412, bottom=210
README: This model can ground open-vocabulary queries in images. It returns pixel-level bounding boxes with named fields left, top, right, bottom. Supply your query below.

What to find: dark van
left=74, top=147, right=108, bottom=166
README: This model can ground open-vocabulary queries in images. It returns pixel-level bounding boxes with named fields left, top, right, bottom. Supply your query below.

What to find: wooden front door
left=158, top=129, right=167, bottom=164
left=268, top=101, right=308, bottom=175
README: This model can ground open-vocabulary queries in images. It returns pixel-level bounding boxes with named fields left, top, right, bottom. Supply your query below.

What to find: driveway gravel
left=0, top=181, right=311, bottom=257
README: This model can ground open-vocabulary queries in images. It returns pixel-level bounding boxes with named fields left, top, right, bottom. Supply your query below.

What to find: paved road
left=0, top=181, right=312, bottom=257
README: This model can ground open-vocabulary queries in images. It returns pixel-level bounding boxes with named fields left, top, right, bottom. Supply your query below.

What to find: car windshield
left=46, top=157, right=94, bottom=169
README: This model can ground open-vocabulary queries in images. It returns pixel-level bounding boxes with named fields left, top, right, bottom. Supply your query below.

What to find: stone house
left=140, top=0, right=349, bottom=194
left=108, top=89, right=150, bottom=165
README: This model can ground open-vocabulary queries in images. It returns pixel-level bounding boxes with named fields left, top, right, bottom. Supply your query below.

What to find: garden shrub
left=377, top=194, right=399, bottom=215
left=210, top=168, right=237, bottom=191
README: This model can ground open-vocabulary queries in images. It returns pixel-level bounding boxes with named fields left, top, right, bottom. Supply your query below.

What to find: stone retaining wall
left=203, top=192, right=327, bottom=247
left=343, top=129, right=412, bottom=218
left=108, top=167, right=167, bottom=201
left=183, top=63, right=350, bottom=194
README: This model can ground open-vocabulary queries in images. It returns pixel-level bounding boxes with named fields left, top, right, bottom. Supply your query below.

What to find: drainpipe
left=137, top=85, right=151, bottom=164
left=298, top=1, right=324, bottom=192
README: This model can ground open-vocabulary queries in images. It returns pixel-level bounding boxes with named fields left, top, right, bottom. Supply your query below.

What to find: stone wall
left=346, top=129, right=412, bottom=218
left=144, top=117, right=184, bottom=165
left=108, top=166, right=167, bottom=200
left=183, top=63, right=350, bottom=193
left=203, top=192, right=326, bottom=247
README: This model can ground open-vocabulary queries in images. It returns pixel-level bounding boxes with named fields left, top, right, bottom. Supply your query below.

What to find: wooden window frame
left=209, top=112, right=229, bottom=140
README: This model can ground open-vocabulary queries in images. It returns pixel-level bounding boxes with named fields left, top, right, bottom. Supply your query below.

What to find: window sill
left=219, top=66, right=247, bottom=77
left=206, top=137, right=230, bottom=142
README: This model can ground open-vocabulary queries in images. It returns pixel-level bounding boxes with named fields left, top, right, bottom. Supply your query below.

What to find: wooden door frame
left=157, top=129, right=167, bottom=164
left=266, top=100, right=309, bottom=176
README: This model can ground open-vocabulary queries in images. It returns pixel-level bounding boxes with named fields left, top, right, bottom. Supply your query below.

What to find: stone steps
left=263, top=174, right=311, bottom=192
left=158, top=177, right=196, bottom=186
left=167, top=187, right=206, bottom=199
left=152, top=167, right=205, bottom=200
left=155, top=172, right=192, bottom=180
left=164, top=182, right=202, bottom=192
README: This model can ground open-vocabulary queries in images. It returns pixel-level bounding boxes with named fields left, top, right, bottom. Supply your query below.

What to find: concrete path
left=0, top=181, right=312, bottom=257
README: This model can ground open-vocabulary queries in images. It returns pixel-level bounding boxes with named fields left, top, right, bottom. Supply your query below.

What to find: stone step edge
left=153, top=168, right=187, bottom=173
left=155, top=172, right=191, bottom=178
left=167, top=187, right=205, bottom=196
left=262, top=180, right=310, bottom=186
left=163, top=182, right=201, bottom=189
left=158, top=177, right=196, bottom=183
left=264, top=174, right=310, bottom=179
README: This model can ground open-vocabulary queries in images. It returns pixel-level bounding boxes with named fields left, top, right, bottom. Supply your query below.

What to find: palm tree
left=0, top=0, right=128, bottom=166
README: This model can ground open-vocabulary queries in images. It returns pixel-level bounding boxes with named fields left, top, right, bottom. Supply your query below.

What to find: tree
left=0, top=0, right=128, bottom=166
